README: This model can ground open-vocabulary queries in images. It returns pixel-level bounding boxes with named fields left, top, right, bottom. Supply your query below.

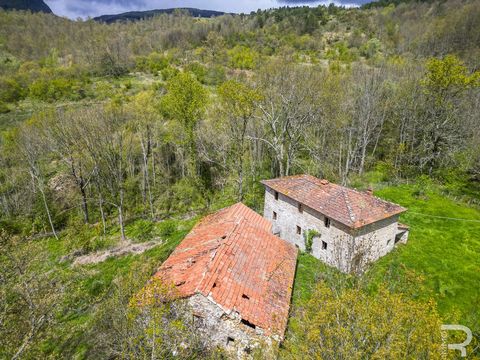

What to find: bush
left=0, top=101, right=10, bottom=113
left=325, top=41, right=358, bottom=62
left=28, top=76, right=84, bottom=102
left=360, top=38, right=383, bottom=59
left=186, top=62, right=207, bottom=83
left=136, top=52, right=170, bottom=74
left=204, top=65, right=226, bottom=85
left=160, top=66, right=179, bottom=81
left=0, top=77, right=25, bottom=103
left=158, top=220, right=177, bottom=238
left=125, top=219, right=155, bottom=242
left=282, top=282, right=443, bottom=358
left=304, top=229, right=320, bottom=253
left=228, top=46, right=259, bottom=70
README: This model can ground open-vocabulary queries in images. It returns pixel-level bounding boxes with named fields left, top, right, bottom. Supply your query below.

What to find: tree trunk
left=70, top=161, right=89, bottom=224
left=37, top=179, right=58, bottom=240
left=140, top=137, right=154, bottom=219
left=118, top=188, right=126, bottom=242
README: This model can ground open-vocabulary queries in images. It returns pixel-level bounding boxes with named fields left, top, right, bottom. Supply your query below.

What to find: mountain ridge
left=94, top=7, right=228, bottom=23
left=0, top=0, right=52, bottom=13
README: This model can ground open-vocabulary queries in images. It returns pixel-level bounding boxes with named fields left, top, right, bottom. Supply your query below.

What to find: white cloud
left=45, top=0, right=360, bottom=19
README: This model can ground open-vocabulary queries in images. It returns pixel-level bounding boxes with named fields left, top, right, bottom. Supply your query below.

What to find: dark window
left=274, top=191, right=279, bottom=200
left=273, top=211, right=277, bottom=220
left=324, top=217, right=331, bottom=228
left=296, top=226, right=302, bottom=235
left=193, top=313, right=204, bottom=325
left=241, top=318, right=256, bottom=329
left=298, top=203, right=303, bottom=213
left=322, top=241, right=327, bottom=250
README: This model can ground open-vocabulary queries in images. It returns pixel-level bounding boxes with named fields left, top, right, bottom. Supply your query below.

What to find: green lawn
left=371, top=184, right=480, bottom=329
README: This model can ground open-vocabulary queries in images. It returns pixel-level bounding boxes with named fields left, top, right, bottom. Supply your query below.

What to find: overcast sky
left=44, top=0, right=369, bottom=19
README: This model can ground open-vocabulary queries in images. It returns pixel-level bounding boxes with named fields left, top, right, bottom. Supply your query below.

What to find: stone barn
left=153, top=203, right=298, bottom=357
left=262, top=174, right=409, bottom=273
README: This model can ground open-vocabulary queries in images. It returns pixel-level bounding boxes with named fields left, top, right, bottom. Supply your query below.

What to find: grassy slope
left=30, top=216, right=198, bottom=357
left=372, top=184, right=480, bottom=327
left=289, top=183, right=480, bottom=333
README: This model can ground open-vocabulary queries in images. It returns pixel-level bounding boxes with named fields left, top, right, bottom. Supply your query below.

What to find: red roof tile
left=154, top=203, right=298, bottom=337
left=261, top=175, right=406, bottom=229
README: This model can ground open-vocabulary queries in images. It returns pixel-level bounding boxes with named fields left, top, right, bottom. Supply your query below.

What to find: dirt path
left=72, top=240, right=162, bottom=266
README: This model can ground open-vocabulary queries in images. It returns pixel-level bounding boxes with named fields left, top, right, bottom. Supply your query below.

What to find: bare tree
left=73, top=106, right=132, bottom=241
left=346, top=66, right=389, bottom=178
left=16, top=119, right=58, bottom=239
left=218, top=80, right=261, bottom=201
left=254, top=61, right=322, bottom=177
left=40, top=110, right=93, bottom=224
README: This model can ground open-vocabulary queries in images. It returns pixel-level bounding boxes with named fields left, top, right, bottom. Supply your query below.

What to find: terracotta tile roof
left=261, top=175, right=406, bottom=229
left=154, top=203, right=298, bottom=337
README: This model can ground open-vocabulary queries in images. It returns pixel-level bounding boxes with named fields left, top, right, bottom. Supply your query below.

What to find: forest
left=0, top=0, right=479, bottom=358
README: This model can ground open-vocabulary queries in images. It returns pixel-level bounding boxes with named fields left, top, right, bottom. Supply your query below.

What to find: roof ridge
left=196, top=221, right=240, bottom=295
left=342, top=188, right=356, bottom=223
left=261, top=175, right=406, bottom=228
left=154, top=203, right=297, bottom=337
left=346, top=186, right=407, bottom=210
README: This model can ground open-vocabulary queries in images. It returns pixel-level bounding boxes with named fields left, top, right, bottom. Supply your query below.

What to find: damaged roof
left=154, top=203, right=298, bottom=337
left=261, top=174, right=406, bottom=229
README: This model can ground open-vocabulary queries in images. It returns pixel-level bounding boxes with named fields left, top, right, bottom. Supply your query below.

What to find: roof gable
left=154, top=203, right=298, bottom=337
left=261, top=175, right=406, bottom=229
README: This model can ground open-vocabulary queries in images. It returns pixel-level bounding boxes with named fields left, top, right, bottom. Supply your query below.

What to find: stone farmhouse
left=262, top=174, right=409, bottom=273
left=153, top=203, right=297, bottom=357
left=149, top=175, right=409, bottom=355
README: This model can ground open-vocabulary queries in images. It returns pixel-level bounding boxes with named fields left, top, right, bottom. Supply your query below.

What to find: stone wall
left=263, top=186, right=353, bottom=272
left=187, top=294, right=276, bottom=359
left=263, top=186, right=403, bottom=273
left=350, top=215, right=399, bottom=272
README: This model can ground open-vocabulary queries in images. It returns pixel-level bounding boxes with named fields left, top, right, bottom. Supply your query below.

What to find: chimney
left=366, top=187, right=373, bottom=196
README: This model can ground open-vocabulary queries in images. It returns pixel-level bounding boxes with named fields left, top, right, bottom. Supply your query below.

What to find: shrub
left=204, top=65, right=226, bottom=85
left=136, top=53, right=170, bottom=74
left=186, top=62, right=207, bottom=83
left=0, top=77, right=24, bottom=103
left=360, top=38, right=383, bottom=59
left=304, top=229, right=320, bottom=253
left=28, top=76, right=83, bottom=102
left=0, top=101, right=10, bottom=113
left=125, top=219, right=155, bottom=242
left=158, top=220, right=177, bottom=238
left=160, top=66, right=179, bottom=81
left=228, top=46, right=259, bottom=70
left=282, top=282, right=443, bottom=358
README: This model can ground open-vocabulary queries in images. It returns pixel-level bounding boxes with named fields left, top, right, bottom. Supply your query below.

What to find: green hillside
left=0, top=1, right=479, bottom=358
